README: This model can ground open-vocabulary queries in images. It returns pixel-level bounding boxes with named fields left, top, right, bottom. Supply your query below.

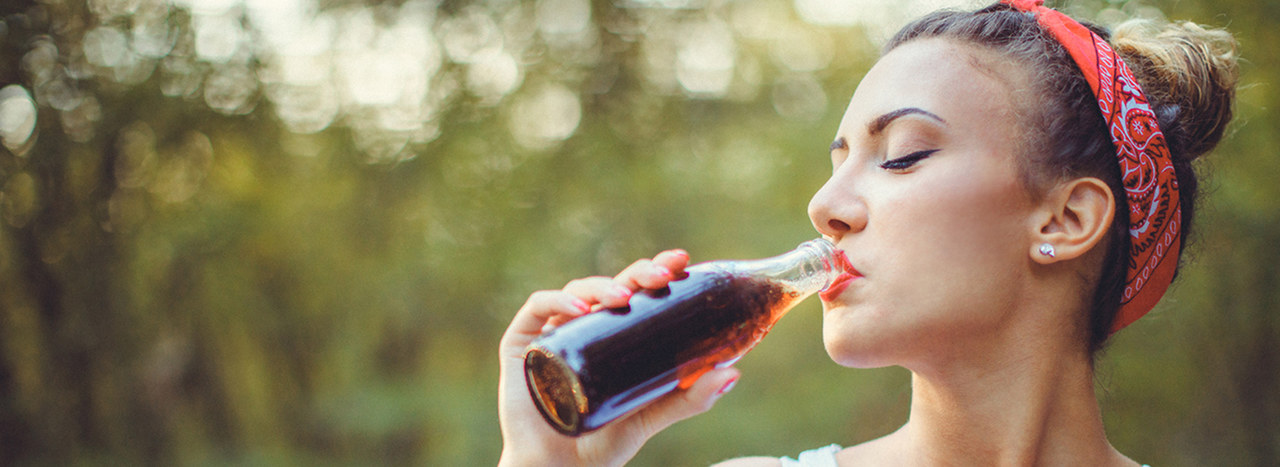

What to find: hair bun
left=1112, top=19, right=1239, bottom=161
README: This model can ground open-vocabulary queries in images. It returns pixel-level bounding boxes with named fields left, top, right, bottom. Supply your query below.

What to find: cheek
left=913, top=168, right=1026, bottom=259
left=878, top=168, right=1031, bottom=313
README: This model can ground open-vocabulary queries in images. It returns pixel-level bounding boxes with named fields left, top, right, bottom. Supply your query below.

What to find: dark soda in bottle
left=523, top=238, right=850, bottom=436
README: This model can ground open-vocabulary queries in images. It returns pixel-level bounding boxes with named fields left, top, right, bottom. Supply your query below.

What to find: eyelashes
left=879, top=149, right=939, bottom=171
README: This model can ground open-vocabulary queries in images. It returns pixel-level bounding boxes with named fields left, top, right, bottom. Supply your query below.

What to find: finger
left=501, top=290, right=590, bottom=351
left=622, top=367, right=741, bottom=440
left=651, top=249, right=691, bottom=275
left=563, top=276, right=634, bottom=309
left=614, top=258, right=676, bottom=292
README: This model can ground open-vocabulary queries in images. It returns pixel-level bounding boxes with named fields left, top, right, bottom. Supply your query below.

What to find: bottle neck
left=691, top=238, right=843, bottom=299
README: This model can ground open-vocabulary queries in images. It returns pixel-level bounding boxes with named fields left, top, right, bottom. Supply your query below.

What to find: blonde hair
left=1113, top=19, right=1239, bottom=160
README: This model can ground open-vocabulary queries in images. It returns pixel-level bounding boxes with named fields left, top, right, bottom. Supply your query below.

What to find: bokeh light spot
left=203, top=66, right=259, bottom=115
left=83, top=26, right=132, bottom=68
left=269, top=83, right=340, bottom=135
left=676, top=19, right=736, bottom=98
left=440, top=7, right=501, bottom=64
left=537, top=0, right=592, bottom=37
left=467, top=49, right=523, bottom=103
left=0, top=85, right=38, bottom=156
left=509, top=84, right=582, bottom=150
left=193, top=12, right=247, bottom=63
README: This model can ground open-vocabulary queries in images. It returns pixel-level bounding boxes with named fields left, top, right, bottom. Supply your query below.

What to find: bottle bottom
left=524, top=348, right=587, bottom=436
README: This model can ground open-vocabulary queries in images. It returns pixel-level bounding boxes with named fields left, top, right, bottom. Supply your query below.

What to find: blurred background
left=0, top=0, right=1275, bottom=464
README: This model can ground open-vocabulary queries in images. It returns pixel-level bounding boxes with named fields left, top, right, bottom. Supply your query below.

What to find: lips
left=819, top=249, right=861, bottom=302
left=820, top=272, right=856, bottom=301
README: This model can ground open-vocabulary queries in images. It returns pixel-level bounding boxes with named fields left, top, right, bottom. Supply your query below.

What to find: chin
left=821, top=316, right=899, bottom=369
left=824, top=342, right=897, bottom=369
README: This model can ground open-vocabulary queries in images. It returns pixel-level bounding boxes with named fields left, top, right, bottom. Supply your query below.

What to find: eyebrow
left=868, top=107, right=946, bottom=136
left=829, top=107, right=947, bottom=153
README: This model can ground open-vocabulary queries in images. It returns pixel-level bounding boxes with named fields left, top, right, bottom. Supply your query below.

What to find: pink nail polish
left=655, top=266, right=673, bottom=279
left=611, top=286, right=632, bottom=300
left=571, top=298, right=591, bottom=313
left=717, top=377, right=738, bottom=396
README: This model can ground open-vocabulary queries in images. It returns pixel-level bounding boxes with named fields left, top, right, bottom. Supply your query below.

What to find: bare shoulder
left=710, top=456, right=782, bottom=467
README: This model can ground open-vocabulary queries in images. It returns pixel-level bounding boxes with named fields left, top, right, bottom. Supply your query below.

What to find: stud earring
left=1038, top=243, right=1056, bottom=258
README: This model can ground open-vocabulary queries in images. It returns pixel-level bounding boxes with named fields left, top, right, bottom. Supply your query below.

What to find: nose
left=808, top=175, right=867, bottom=241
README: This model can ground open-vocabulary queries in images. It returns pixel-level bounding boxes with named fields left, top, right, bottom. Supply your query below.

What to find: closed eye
left=880, top=149, right=939, bottom=171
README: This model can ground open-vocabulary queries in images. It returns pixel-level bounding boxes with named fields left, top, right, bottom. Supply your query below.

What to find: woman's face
left=809, top=38, right=1040, bottom=369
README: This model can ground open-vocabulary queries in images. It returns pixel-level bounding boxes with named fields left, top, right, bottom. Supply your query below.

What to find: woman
left=498, top=1, right=1238, bottom=465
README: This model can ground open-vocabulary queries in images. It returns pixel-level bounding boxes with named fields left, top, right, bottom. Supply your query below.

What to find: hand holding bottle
left=497, top=249, right=741, bottom=467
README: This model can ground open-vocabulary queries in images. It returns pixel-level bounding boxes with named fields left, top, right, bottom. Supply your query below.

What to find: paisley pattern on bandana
left=1002, top=0, right=1181, bottom=333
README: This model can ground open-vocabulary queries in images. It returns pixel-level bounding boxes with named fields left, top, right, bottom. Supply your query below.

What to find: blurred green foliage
left=0, top=0, right=1275, bottom=465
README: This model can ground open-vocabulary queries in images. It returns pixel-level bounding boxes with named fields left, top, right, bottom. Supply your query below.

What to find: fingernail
left=611, top=286, right=632, bottom=300
left=716, top=376, right=739, bottom=396
left=654, top=266, right=673, bottom=279
left=571, top=298, right=591, bottom=313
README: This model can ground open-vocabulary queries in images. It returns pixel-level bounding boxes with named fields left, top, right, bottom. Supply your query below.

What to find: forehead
left=839, top=38, right=1023, bottom=139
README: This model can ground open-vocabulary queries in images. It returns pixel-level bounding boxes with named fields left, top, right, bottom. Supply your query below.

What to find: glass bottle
left=523, top=238, right=849, bottom=436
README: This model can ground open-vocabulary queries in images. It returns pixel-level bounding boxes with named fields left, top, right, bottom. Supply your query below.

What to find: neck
left=882, top=323, right=1131, bottom=466
left=841, top=257, right=1139, bottom=466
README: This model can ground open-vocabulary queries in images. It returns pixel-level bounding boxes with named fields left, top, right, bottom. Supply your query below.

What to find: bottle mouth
left=807, top=238, right=855, bottom=279
left=808, top=238, right=857, bottom=297
left=831, top=248, right=855, bottom=276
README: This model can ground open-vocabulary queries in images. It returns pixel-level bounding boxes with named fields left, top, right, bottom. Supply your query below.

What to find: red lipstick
left=820, top=249, right=860, bottom=302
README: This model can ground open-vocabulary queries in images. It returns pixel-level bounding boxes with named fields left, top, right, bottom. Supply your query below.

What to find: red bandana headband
left=1001, top=0, right=1181, bottom=333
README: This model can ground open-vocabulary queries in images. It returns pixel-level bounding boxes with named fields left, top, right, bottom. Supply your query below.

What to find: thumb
left=630, top=368, right=741, bottom=439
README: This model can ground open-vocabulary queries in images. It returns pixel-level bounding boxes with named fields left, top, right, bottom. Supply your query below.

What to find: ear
left=1029, top=177, right=1115, bottom=264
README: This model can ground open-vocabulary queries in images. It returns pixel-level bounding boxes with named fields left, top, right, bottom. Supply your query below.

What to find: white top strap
left=778, top=444, right=842, bottom=467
